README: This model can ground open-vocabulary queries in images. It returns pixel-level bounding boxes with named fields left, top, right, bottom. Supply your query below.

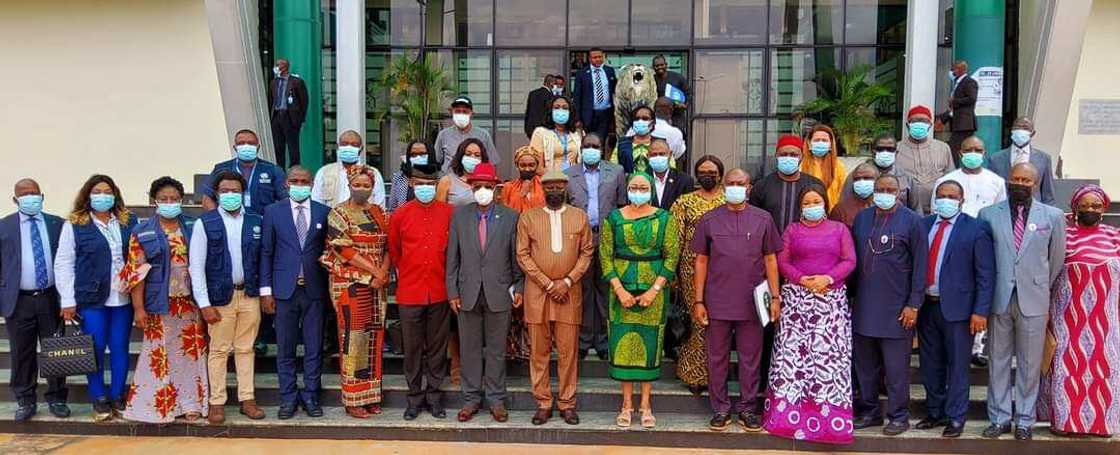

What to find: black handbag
left=39, top=321, right=97, bottom=378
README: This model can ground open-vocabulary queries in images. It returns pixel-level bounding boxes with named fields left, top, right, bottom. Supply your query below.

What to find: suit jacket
left=987, top=147, right=1055, bottom=205
left=978, top=200, right=1067, bottom=317
left=446, top=203, right=525, bottom=312
left=515, top=206, right=595, bottom=325
left=573, top=65, right=618, bottom=127
left=259, top=199, right=330, bottom=301
left=524, top=86, right=554, bottom=138
left=652, top=169, right=695, bottom=210
left=270, top=74, right=309, bottom=128
left=938, top=75, right=978, bottom=132
left=920, top=214, right=996, bottom=322
left=564, top=162, right=627, bottom=227
left=0, top=212, right=63, bottom=317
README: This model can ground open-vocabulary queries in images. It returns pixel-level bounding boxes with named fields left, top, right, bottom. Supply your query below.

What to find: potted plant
left=371, top=55, right=455, bottom=144
left=793, top=64, right=895, bottom=155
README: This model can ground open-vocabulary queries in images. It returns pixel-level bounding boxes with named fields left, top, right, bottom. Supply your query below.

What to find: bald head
left=724, top=168, right=751, bottom=186
left=1012, top=117, right=1034, bottom=132
left=338, top=130, right=363, bottom=147
left=14, top=178, right=40, bottom=196
left=1010, top=162, right=1039, bottom=187
left=961, top=136, right=985, bottom=154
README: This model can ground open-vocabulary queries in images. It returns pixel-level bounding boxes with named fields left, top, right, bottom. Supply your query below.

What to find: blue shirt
left=275, top=75, right=289, bottom=110
left=19, top=213, right=53, bottom=290
left=584, top=164, right=601, bottom=227
left=591, top=66, right=611, bottom=111
left=926, top=214, right=958, bottom=297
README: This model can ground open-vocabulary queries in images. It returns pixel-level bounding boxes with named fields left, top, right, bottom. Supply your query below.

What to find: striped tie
left=296, top=206, right=307, bottom=277
left=29, top=217, right=49, bottom=290
left=1013, top=206, right=1025, bottom=251
left=593, top=68, right=606, bottom=107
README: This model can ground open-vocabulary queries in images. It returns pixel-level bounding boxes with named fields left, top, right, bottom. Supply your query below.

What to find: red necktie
left=927, top=220, right=950, bottom=287
left=478, top=214, right=488, bottom=250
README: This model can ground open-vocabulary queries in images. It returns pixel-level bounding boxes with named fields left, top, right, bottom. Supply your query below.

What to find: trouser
left=853, top=333, right=911, bottom=423
left=589, top=108, right=612, bottom=144
left=987, top=293, right=1047, bottom=428
left=271, top=111, right=301, bottom=169
left=256, top=312, right=275, bottom=348
left=7, top=291, right=67, bottom=405
left=948, top=130, right=974, bottom=166
left=79, top=304, right=132, bottom=402
left=457, top=292, right=510, bottom=408
left=757, top=322, right=776, bottom=400
left=207, top=290, right=261, bottom=405
left=323, top=299, right=339, bottom=356
left=579, top=243, right=608, bottom=353
left=706, top=318, right=763, bottom=414
left=399, top=302, right=451, bottom=408
left=917, top=297, right=972, bottom=422
left=275, top=286, right=324, bottom=405
left=529, top=320, right=581, bottom=410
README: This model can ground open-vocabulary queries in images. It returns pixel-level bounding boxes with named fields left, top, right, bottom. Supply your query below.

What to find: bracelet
left=652, top=283, right=662, bottom=292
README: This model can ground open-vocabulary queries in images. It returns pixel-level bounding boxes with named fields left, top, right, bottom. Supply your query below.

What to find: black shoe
left=738, top=411, right=762, bottom=432
left=1015, top=427, right=1033, bottom=440
left=942, top=421, right=965, bottom=438
left=982, top=422, right=1012, bottom=439
left=687, top=385, right=706, bottom=396
left=853, top=415, right=884, bottom=430
left=915, top=416, right=949, bottom=430
left=254, top=341, right=268, bottom=357
left=302, top=398, right=324, bottom=418
left=92, top=399, right=113, bottom=422
left=48, top=403, right=71, bottom=419
left=277, top=402, right=298, bottom=420
left=883, top=420, right=910, bottom=436
left=111, top=398, right=126, bottom=416
left=430, top=404, right=447, bottom=419
left=403, top=407, right=420, bottom=421
left=578, top=350, right=589, bottom=361
left=15, top=404, right=36, bottom=422
left=971, top=354, right=988, bottom=367
left=532, top=408, right=552, bottom=426
left=708, top=413, right=732, bottom=431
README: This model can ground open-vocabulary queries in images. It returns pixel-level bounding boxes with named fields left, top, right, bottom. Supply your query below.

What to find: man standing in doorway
left=270, top=58, right=309, bottom=170
left=652, top=55, right=689, bottom=137
left=937, top=60, right=978, bottom=163
left=573, top=48, right=617, bottom=141
left=525, top=75, right=556, bottom=139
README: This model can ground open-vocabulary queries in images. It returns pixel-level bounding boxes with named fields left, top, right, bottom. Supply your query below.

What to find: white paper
left=972, top=66, right=1003, bottom=117
left=754, top=282, right=771, bottom=327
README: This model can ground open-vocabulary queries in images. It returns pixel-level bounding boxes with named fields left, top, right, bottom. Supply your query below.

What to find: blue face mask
left=934, top=198, right=961, bottom=219
left=632, top=120, right=652, bottom=136
left=853, top=179, right=875, bottom=199
left=873, top=192, right=897, bottom=210
left=337, top=145, right=361, bottom=164
left=289, top=185, right=311, bottom=202
left=649, top=155, right=670, bottom=173
left=218, top=192, right=243, bottom=212
left=90, top=194, right=115, bottom=213
left=552, top=108, right=570, bottom=125
left=414, top=184, right=436, bottom=204
left=235, top=144, right=258, bottom=162
left=461, top=156, right=481, bottom=173
left=17, top=194, right=43, bottom=217
left=874, top=151, right=896, bottom=168
left=810, top=141, right=831, bottom=157
left=776, top=156, right=800, bottom=175
left=628, top=190, right=651, bottom=206
left=581, top=148, right=602, bottom=165
left=960, top=152, right=984, bottom=170
left=409, top=155, right=429, bottom=167
left=724, top=185, right=748, bottom=204
left=1010, top=129, right=1032, bottom=147
left=157, top=202, right=182, bottom=219
left=802, top=205, right=826, bottom=221
left=908, top=122, right=931, bottom=140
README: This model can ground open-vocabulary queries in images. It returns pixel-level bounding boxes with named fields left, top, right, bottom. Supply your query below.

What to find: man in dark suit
left=986, top=116, right=1055, bottom=205
left=652, top=55, right=689, bottom=136
left=573, top=48, right=617, bottom=141
left=0, top=178, right=70, bottom=421
left=648, top=139, right=694, bottom=210
left=259, top=166, right=330, bottom=420
left=270, top=58, right=310, bottom=169
left=938, top=60, right=978, bottom=162
left=916, top=180, right=995, bottom=438
left=203, top=129, right=289, bottom=217
left=446, top=162, right=524, bottom=423
left=524, top=74, right=556, bottom=139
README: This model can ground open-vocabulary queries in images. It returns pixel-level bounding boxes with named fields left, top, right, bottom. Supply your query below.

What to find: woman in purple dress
left=764, top=185, right=857, bottom=444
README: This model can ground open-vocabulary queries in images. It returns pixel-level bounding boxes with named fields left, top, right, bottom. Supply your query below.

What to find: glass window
left=494, top=119, right=530, bottom=178
left=763, top=117, right=797, bottom=173
left=844, top=47, right=905, bottom=116
left=691, top=119, right=766, bottom=177
left=694, top=0, right=768, bottom=45
left=428, top=50, right=492, bottom=114
left=768, top=47, right=842, bottom=115
left=769, top=0, right=843, bottom=45
left=427, top=0, right=494, bottom=46
left=369, top=0, right=423, bottom=46
left=695, top=49, right=765, bottom=115
left=631, top=0, right=691, bottom=45
left=568, top=0, right=628, bottom=47
left=498, top=51, right=564, bottom=115
left=845, top=0, right=908, bottom=45
left=495, top=0, right=564, bottom=46
left=322, top=49, right=338, bottom=164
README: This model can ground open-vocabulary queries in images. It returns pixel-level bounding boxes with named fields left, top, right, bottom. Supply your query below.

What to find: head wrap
left=776, top=134, right=803, bottom=153
left=346, top=163, right=377, bottom=184
left=1071, top=184, right=1110, bottom=210
left=514, top=146, right=541, bottom=165
left=907, top=105, right=933, bottom=120
left=627, top=172, right=653, bottom=187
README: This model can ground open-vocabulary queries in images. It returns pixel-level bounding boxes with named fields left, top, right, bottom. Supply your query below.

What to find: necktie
left=296, top=206, right=307, bottom=277
left=1014, top=206, right=1025, bottom=251
left=275, top=79, right=287, bottom=109
left=927, top=220, right=950, bottom=288
left=29, top=217, right=49, bottom=290
left=593, top=68, right=606, bottom=106
left=478, top=213, right=488, bottom=251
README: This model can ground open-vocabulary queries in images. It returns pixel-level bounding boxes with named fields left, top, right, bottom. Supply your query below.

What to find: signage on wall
left=973, top=67, right=1003, bottom=117
left=1079, top=99, right=1120, bottom=135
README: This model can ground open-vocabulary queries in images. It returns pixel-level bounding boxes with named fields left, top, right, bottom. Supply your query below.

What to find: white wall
left=0, top=0, right=231, bottom=215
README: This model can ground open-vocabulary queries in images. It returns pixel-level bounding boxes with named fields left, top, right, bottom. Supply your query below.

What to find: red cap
left=907, top=105, right=933, bottom=120
left=776, top=134, right=803, bottom=152
left=467, top=162, right=500, bottom=183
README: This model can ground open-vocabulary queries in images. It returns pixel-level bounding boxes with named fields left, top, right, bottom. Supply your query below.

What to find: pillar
left=953, top=0, right=1005, bottom=152
left=204, top=0, right=274, bottom=159
left=336, top=0, right=365, bottom=145
left=903, top=0, right=938, bottom=131
left=274, top=0, right=323, bottom=171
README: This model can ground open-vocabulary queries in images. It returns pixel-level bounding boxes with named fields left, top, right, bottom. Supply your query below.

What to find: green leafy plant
left=371, top=55, right=454, bottom=144
left=793, top=64, right=895, bottom=156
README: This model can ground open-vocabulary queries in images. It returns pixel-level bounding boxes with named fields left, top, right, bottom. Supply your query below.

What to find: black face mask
left=519, top=170, right=536, bottom=181
left=1008, top=183, right=1033, bottom=203
left=698, top=175, right=719, bottom=191
left=1078, top=211, right=1103, bottom=226
left=545, top=191, right=566, bottom=208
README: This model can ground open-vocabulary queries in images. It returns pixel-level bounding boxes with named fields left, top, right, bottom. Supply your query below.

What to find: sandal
left=183, top=412, right=202, bottom=423
left=365, top=404, right=383, bottom=415
left=346, top=406, right=371, bottom=419
left=616, top=408, right=633, bottom=428
left=640, top=408, right=656, bottom=429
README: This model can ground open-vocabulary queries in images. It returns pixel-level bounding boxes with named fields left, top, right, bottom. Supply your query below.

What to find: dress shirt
left=259, top=198, right=310, bottom=297
left=591, top=65, right=611, bottom=110
left=544, top=206, right=567, bottom=253
left=926, top=214, right=958, bottom=297
left=56, top=217, right=128, bottom=309
left=932, top=169, right=1007, bottom=217
left=583, top=164, right=601, bottom=228
left=275, top=75, right=289, bottom=110
left=19, top=213, right=54, bottom=290
left=189, top=208, right=245, bottom=308
left=625, top=118, right=686, bottom=160
left=1012, top=144, right=1031, bottom=166
left=311, top=163, right=386, bottom=209
left=388, top=200, right=454, bottom=305
left=653, top=171, right=669, bottom=204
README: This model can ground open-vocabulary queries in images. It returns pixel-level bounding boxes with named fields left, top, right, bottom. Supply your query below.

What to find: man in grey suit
left=565, top=133, right=628, bottom=360
left=986, top=117, right=1055, bottom=205
left=978, top=162, right=1066, bottom=441
left=446, top=162, right=524, bottom=423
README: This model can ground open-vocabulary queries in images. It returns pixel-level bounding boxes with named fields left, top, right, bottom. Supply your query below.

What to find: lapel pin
left=880, top=235, right=888, bottom=244
left=1028, top=223, right=1037, bottom=231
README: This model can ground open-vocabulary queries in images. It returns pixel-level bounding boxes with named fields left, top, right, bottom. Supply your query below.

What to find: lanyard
left=553, top=130, right=570, bottom=159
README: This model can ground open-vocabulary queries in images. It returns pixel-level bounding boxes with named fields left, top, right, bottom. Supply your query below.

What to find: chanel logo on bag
left=47, top=348, right=88, bottom=358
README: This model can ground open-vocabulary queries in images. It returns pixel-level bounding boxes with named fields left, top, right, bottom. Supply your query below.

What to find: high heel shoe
left=640, top=408, right=656, bottom=429
left=616, top=408, right=633, bottom=428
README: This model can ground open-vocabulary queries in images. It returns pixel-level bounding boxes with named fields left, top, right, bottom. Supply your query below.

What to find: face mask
left=273, top=66, right=281, bottom=77
left=874, top=150, right=896, bottom=168
left=461, top=156, right=481, bottom=173
left=908, top=122, right=931, bottom=140
left=218, top=193, right=243, bottom=212
left=519, top=170, right=536, bottom=181
left=649, top=156, right=670, bottom=173
left=453, top=113, right=471, bottom=129
left=632, top=120, right=652, bottom=136
left=724, top=186, right=747, bottom=205
left=289, top=185, right=312, bottom=202
left=157, top=202, right=182, bottom=219
left=235, top=144, right=258, bottom=162
left=409, top=154, right=429, bottom=167
left=802, top=205, right=826, bottom=221
left=350, top=188, right=372, bottom=203
left=414, top=184, right=436, bottom=203
left=545, top=191, right=566, bottom=208
left=698, top=175, right=718, bottom=191
left=337, top=145, right=361, bottom=164
left=17, top=194, right=43, bottom=216
left=810, top=141, right=831, bottom=157
left=949, top=70, right=957, bottom=81
left=628, top=190, right=651, bottom=206
left=1011, top=129, right=1032, bottom=147
left=90, top=194, right=115, bottom=213
left=1008, top=183, right=1033, bottom=203
left=960, top=152, right=984, bottom=170
left=1077, top=211, right=1102, bottom=226
left=581, top=148, right=602, bottom=165
left=776, top=156, right=800, bottom=175
left=934, top=198, right=961, bottom=219
left=551, top=86, right=563, bottom=96
left=873, top=192, right=897, bottom=210
left=853, top=179, right=875, bottom=199
left=474, top=187, right=494, bottom=206
left=552, top=108, right=570, bottom=125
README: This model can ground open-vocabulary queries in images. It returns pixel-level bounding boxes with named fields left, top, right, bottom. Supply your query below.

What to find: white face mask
left=474, top=187, right=494, bottom=206
left=453, top=113, right=471, bottom=129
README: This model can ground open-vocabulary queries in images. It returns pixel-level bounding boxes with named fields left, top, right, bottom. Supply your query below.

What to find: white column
left=204, top=0, right=273, bottom=158
left=903, top=0, right=939, bottom=129
left=336, top=0, right=365, bottom=140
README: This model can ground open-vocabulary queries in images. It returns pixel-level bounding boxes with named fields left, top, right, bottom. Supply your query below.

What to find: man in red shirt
left=389, top=163, right=455, bottom=421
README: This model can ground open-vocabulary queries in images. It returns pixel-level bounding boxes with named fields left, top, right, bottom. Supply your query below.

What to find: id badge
left=244, top=193, right=252, bottom=207
left=287, top=95, right=294, bottom=104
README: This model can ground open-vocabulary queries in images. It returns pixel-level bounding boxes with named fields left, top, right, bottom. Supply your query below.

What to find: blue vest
left=73, top=215, right=136, bottom=308
left=616, top=138, right=636, bottom=174
left=200, top=209, right=261, bottom=306
left=134, top=216, right=194, bottom=315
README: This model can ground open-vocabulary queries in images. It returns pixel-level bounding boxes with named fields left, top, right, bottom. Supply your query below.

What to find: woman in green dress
left=601, top=172, right=681, bottom=429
